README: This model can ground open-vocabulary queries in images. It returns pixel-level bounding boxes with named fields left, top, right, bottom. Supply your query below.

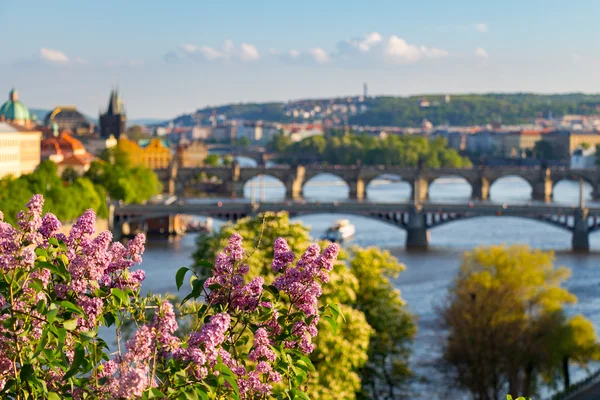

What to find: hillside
left=167, top=93, right=600, bottom=128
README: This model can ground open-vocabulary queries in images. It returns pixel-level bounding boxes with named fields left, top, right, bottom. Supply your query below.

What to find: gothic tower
left=99, top=89, right=126, bottom=139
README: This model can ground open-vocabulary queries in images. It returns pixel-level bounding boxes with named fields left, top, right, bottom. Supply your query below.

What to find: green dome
left=0, top=89, right=30, bottom=121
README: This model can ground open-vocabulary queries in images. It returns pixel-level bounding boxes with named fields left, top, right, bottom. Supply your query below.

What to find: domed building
left=44, top=107, right=94, bottom=135
left=0, top=89, right=32, bottom=127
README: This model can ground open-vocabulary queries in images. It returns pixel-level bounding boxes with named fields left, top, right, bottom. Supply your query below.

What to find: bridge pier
left=405, top=206, right=430, bottom=250
left=471, top=177, right=490, bottom=201
left=286, top=165, right=305, bottom=199
left=531, top=169, right=553, bottom=202
left=410, top=178, right=429, bottom=202
left=349, top=178, right=365, bottom=200
left=572, top=209, right=590, bottom=252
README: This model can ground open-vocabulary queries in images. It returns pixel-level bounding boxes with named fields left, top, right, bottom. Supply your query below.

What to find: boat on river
left=323, top=219, right=355, bottom=242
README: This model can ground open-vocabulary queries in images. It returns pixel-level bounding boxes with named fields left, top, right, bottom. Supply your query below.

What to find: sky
left=1, top=0, right=599, bottom=119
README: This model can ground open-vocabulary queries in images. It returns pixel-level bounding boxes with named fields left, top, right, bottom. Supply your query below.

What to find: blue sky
left=1, top=0, right=599, bottom=119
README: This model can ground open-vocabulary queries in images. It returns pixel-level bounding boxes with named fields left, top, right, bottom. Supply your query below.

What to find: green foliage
left=203, top=154, right=221, bottom=166
left=440, top=245, right=599, bottom=399
left=274, top=132, right=471, bottom=167
left=350, top=248, right=416, bottom=399
left=85, top=149, right=162, bottom=204
left=353, top=94, right=600, bottom=126
left=193, top=212, right=416, bottom=400
left=533, top=140, right=556, bottom=160
left=0, top=160, right=108, bottom=225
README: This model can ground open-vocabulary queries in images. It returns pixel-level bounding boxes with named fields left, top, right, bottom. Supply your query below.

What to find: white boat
left=323, top=219, right=355, bottom=242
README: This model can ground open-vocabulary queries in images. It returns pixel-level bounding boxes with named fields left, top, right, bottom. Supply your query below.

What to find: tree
left=533, top=140, right=556, bottom=160
left=439, top=245, right=598, bottom=399
left=126, top=124, right=149, bottom=140
left=203, top=154, right=221, bottom=166
left=193, top=212, right=416, bottom=400
left=350, top=248, right=416, bottom=400
left=61, top=166, right=79, bottom=183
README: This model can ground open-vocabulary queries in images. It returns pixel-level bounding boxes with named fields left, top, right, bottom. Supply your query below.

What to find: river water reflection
left=134, top=172, right=600, bottom=398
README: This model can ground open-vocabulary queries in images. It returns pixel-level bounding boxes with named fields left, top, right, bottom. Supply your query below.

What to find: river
left=130, top=169, right=600, bottom=399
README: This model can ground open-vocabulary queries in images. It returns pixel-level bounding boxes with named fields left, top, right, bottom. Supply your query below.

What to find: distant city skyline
left=2, top=0, right=600, bottom=119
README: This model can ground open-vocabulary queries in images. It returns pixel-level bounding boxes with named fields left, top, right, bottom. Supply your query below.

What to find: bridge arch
left=242, top=174, right=286, bottom=201
left=428, top=175, right=472, bottom=202
left=489, top=175, right=533, bottom=202
left=365, top=174, right=411, bottom=202
left=552, top=178, right=593, bottom=204
left=302, top=173, right=350, bottom=201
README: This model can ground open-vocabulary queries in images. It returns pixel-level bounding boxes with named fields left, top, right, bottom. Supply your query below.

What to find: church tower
left=99, top=89, right=126, bottom=139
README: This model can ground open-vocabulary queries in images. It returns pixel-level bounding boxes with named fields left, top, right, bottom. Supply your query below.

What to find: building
left=117, top=137, right=172, bottom=169
left=176, top=141, right=208, bottom=167
left=502, top=130, right=544, bottom=158
left=78, top=135, right=117, bottom=156
left=466, top=131, right=498, bottom=155
left=0, top=122, right=41, bottom=178
left=212, top=124, right=237, bottom=142
left=0, top=89, right=33, bottom=128
left=544, top=131, right=600, bottom=160
left=44, top=107, right=94, bottom=135
left=40, top=125, right=95, bottom=174
left=99, top=89, right=126, bottom=139
left=571, top=145, right=596, bottom=169
left=191, top=126, right=212, bottom=140
left=236, top=122, right=263, bottom=142
left=282, top=123, right=324, bottom=142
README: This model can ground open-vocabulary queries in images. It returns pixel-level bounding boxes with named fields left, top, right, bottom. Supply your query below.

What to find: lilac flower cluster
left=204, top=234, right=264, bottom=312
left=0, top=195, right=148, bottom=395
left=272, top=238, right=339, bottom=354
left=0, top=195, right=339, bottom=399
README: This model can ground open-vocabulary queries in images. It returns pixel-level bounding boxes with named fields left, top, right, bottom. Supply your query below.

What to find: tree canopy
left=192, top=212, right=416, bottom=400
left=85, top=147, right=163, bottom=204
left=273, top=132, right=472, bottom=167
left=439, top=245, right=599, bottom=400
left=0, top=160, right=108, bottom=225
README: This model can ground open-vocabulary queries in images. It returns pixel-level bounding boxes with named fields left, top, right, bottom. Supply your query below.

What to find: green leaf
left=47, top=393, right=61, bottom=400
left=63, top=344, right=85, bottom=381
left=184, top=388, right=199, bottom=400
left=60, top=300, right=84, bottom=316
left=196, top=259, right=214, bottom=268
left=20, top=364, right=34, bottom=381
left=63, top=319, right=78, bottom=331
left=111, top=288, right=130, bottom=306
left=103, top=312, right=116, bottom=327
left=46, top=308, right=59, bottom=325
left=176, top=267, right=192, bottom=291
left=148, top=388, right=166, bottom=398
left=35, top=247, right=48, bottom=258
left=323, top=315, right=337, bottom=334
left=48, top=237, right=60, bottom=247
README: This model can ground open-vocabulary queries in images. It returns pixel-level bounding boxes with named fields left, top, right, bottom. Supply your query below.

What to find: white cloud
left=474, top=22, right=488, bottom=33
left=170, top=40, right=261, bottom=63
left=308, top=48, right=329, bottom=64
left=240, top=43, right=260, bottom=61
left=277, top=32, right=448, bottom=67
left=349, top=32, right=383, bottom=52
left=475, top=47, right=489, bottom=58
left=40, top=48, right=69, bottom=64
left=384, top=35, right=448, bottom=64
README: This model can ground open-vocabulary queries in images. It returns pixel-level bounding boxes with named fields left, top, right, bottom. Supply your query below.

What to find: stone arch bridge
left=110, top=201, right=600, bottom=252
left=155, top=163, right=600, bottom=202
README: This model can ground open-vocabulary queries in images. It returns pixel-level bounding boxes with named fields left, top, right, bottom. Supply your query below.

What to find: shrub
left=0, top=195, right=340, bottom=399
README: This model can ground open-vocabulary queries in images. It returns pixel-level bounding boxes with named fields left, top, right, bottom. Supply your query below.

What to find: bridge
left=155, top=162, right=600, bottom=202
left=109, top=199, right=600, bottom=252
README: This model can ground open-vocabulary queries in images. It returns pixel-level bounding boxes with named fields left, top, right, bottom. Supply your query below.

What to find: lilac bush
left=0, top=195, right=340, bottom=399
